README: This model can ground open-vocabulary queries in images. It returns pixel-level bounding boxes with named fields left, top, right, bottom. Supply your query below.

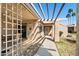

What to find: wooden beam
left=12, top=3, right=13, bottom=56
left=38, top=3, right=45, bottom=19
left=46, top=3, right=49, bottom=21
left=26, top=3, right=42, bottom=19
left=76, top=3, right=79, bottom=56
left=51, top=3, right=56, bottom=21
left=54, top=3, right=65, bottom=23
left=6, top=3, right=8, bottom=56
left=0, top=4, right=1, bottom=56
left=22, top=3, right=37, bottom=19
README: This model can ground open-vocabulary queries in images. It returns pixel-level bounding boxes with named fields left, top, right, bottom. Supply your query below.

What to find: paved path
left=35, top=36, right=59, bottom=56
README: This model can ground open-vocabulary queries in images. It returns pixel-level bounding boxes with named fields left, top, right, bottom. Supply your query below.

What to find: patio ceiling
left=24, top=3, right=65, bottom=23
left=21, top=4, right=39, bottom=23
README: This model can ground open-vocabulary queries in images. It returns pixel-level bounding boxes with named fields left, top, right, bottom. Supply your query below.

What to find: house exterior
left=0, top=3, right=68, bottom=56
left=48, top=22, right=68, bottom=42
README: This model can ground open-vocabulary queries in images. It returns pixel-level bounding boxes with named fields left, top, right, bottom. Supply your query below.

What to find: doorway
left=44, top=26, right=52, bottom=35
left=22, top=24, right=27, bottom=39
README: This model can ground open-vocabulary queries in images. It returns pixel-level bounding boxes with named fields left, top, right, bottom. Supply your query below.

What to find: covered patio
left=0, top=3, right=77, bottom=56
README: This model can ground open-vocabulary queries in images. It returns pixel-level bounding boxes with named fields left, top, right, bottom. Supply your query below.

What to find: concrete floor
left=35, top=36, right=59, bottom=56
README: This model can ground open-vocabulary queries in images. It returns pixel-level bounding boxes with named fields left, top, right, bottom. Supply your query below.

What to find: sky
left=33, top=3, right=76, bottom=25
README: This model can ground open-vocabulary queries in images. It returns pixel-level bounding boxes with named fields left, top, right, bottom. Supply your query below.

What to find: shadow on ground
left=35, top=45, right=57, bottom=56
left=22, top=36, right=58, bottom=56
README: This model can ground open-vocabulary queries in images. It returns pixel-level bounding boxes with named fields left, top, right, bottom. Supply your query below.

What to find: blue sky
left=34, top=3, right=76, bottom=25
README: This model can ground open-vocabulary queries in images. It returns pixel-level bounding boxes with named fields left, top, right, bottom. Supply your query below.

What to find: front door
left=22, top=25, right=27, bottom=38
left=44, top=26, right=52, bottom=35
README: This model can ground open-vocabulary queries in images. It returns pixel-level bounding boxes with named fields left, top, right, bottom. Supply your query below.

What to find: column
left=76, top=3, right=79, bottom=56
left=0, top=3, right=1, bottom=56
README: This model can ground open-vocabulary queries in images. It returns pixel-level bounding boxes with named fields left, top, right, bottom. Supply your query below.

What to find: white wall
left=55, top=23, right=68, bottom=42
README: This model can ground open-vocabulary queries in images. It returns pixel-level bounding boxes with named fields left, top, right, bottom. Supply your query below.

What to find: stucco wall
left=27, top=23, right=34, bottom=35
left=26, top=22, right=36, bottom=37
left=55, top=23, right=68, bottom=42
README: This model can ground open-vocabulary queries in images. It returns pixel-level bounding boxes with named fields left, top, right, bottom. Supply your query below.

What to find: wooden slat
left=0, top=4, right=1, bottom=56
left=54, top=3, right=65, bottom=23
left=22, top=3, right=36, bottom=19
left=51, top=3, right=56, bottom=21
left=6, top=3, right=8, bottom=56
left=46, top=3, right=49, bottom=21
left=38, top=3, right=45, bottom=20
left=26, top=3, right=42, bottom=19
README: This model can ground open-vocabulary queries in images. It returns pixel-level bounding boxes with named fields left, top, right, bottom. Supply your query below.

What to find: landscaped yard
left=56, top=38, right=76, bottom=56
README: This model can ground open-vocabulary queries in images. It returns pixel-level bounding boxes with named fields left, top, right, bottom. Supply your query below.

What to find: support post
left=0, top=3, right=1, bottom=56
left=76, top=3, right=79, bottom=56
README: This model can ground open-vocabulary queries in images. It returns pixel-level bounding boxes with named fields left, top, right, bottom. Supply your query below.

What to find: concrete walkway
left=35, top=36, right=59, bottom=56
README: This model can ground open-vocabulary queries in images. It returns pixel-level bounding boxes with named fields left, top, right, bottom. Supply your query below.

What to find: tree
left=68, top=9, right=73, bottom=14
left=72, top=12, right=76, bottom=16
left=66, top=13, right=71, bottom=25
left=68, top=9, right=73, bottom=25
left=66, top=8, right=76, bottom=26
left=72, top=12, right=76, bottom=24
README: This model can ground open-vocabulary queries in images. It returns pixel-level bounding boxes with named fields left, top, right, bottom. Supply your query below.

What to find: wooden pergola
left=26, top=3, right=65, bottom=41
